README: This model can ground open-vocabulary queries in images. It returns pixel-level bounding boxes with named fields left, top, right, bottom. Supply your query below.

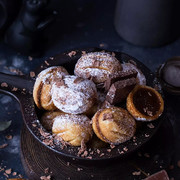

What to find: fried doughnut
left=33, top=66, right=69, bottom=110
left=51, top=75, right=97, bottom=114
left=92, top=107, right=136, bottom=145
left=74, top=52, right=122, bottom=84
left=40, top=111, right=63, bottom=131
left=52, top=114, right=93, bottom=146
left=127, top=85, right=164, bottom=121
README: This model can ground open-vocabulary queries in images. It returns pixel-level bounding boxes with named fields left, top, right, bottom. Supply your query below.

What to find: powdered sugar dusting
left=122, top=63, right=146, bottom=85
left=53, top=114, right=91, bottom=129
left=51, top=75, right=97, bottom=114
left=74, top=52, right=122, bottom=83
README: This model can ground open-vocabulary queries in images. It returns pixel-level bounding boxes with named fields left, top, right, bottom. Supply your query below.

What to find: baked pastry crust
left=74, top=52, right=122, bottom=84
left=52, top=114, right=93, bottom=146
left=92, top=107, right=136, bottom=145
left=41, top=111, right=63, bottom=131
left=33, top=66, right=69, bottom=110
left=51, top=75, right=97, bottom=114
left=127, top=85, right=164, bottom=121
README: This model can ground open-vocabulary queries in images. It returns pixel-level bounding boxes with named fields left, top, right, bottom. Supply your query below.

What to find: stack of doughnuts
left=33, top=52, right=164, bottom=147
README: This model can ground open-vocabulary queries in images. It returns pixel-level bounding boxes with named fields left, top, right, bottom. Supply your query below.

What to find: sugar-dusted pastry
left=85, top=91, right=107, bottom=117
left=74, top=52, right=122, bottom=84
left=92, top=107, right=136, bottom=145
left=41, top=111, right=63, bottom=131
left=51, top=75, right=97, bottom=114
left=33, top=66, right=69, bottom=110
left=52, top=114, right=93, bottom=146
left=122, top=61, right=146, bottom=85
left=127, top=85, right=164, bottom=121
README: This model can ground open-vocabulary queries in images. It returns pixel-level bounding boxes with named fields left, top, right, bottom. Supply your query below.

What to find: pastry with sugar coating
left=74, top=52, right=122, bottom=85
left=33, top=66, right=69, bottom=110
left=52, top=114, right=93, bottom=146
left=41, top=111, right=63, bottom=131
left=92, top=107, right=136, bottom=145
left=51, top=75, right=97, bottom=114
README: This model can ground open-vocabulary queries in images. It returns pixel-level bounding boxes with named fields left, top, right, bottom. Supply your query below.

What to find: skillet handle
left=0, top=72, right=34, bottom=93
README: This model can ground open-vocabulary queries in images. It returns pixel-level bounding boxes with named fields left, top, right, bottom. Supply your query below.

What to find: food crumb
left=12, top=171, right=17, bottom=176
left=28, top=56, right=33, bottom=61
left=144, top=153, right=150, bottom=158
left=5, top=168, right=11, bottom=175
left=0, top=144, right=8, bottom=149
left=44, top=168, right=49, bottom=174
left=12, top=87, right=18, bottom=91
left=110, top=144, right=115, bottom=149
left=45, top=60, right=50, bottom=66
left=40, top=175, right=51, bottom=180
left=68, top=51, right=76, bottom=57
left=77, top=168, right=83, bottom=171
left=132, top=171, right=141, bottom=176
left=5, top=135, right=13, bottom=140
left=30, top=71, right=35, bottom=78
left=147, top=123, right=155, bottom=129
left=123, top=147, right=128, bottom=152
left=1, top=82, right=8, bottom=87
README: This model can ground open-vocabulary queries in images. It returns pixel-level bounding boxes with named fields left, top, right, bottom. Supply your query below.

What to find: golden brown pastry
left=127, top=85, right=164, bottom=121
left=33, top=66, right=69, bottom=110
left=51, top=75, right=97, bottom=114
left=92, top=107, right=136, bottom=145
left=52, top=114, right=93, bottom=146
left=41, top=111, right=63, bottom=131
left=74, top=52, right=122, bottom=84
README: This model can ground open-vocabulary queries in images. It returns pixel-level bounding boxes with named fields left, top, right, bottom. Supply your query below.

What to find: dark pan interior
left=0, top=48, right=166, bottom=161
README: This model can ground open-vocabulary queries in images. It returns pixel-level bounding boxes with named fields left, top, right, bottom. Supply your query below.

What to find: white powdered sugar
left=122, top=63, right=146, bottom=85
left=53, top=114, right=91, bottom=129
left=74, top=52, right=122, bottom=83
left=37, top=66, right=69, bottom=84
left=51, top=75, right=97, bottom=114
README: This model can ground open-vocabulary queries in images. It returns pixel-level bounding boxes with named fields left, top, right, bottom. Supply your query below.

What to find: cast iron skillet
left=0, top=48, right=165, bottom=161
